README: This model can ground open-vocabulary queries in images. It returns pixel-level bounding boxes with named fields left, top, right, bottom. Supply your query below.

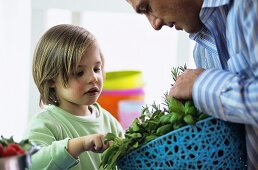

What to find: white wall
left=0, top=0, right=31, bottom=140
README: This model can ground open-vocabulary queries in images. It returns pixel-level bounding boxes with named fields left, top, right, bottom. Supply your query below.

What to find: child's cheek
left=71, top=82, right=85, bottom=95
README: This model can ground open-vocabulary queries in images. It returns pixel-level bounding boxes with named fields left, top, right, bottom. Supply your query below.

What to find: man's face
left=127, top=0, right=203, bottom=33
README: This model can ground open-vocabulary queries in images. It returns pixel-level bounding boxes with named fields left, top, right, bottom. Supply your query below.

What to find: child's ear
left=48, top=79, right=55, bottom=88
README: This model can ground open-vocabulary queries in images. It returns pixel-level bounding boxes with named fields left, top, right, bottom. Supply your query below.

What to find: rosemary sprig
left=171, top=64, right=187, bottom=85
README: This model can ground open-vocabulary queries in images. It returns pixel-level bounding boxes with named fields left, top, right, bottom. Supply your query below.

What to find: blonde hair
left=32, top=24, right=104, bottom=107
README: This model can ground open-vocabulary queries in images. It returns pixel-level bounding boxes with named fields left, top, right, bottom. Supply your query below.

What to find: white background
left=0, top=0, right=195, bottom=140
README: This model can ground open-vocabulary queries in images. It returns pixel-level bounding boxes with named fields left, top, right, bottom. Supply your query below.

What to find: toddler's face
left=54, top=45, right=104, bottom=112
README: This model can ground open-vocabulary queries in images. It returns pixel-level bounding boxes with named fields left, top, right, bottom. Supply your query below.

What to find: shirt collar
left=190, top=0, right=230, bottom=38
left=202, top=0, right=230, bottom=8
left=200, top=0, right=230, bottom=22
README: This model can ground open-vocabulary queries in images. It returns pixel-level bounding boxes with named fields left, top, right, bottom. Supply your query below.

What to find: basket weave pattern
left=117, top=117, right=247, bottom=170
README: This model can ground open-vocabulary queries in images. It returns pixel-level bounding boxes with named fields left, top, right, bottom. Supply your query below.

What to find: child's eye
left=76, top=71, right=84, bottom=77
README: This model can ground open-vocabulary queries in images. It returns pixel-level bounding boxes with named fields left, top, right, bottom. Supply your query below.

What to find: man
left=126, top=0, right=258, bottom=169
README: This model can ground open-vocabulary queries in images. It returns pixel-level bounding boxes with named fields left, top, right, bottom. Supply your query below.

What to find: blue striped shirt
left=190, top=0, right=258, bottom=169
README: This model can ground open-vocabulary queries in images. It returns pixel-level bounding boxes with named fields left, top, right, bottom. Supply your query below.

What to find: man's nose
left=147, top=15, right=163, bottom=30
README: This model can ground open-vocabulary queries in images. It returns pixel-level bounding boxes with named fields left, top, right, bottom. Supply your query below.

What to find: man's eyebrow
left=127, top=0, right=141, bottom=14
left=135, top=8, right=141, bottom=14
left=135, top=4, right=142, bottom=14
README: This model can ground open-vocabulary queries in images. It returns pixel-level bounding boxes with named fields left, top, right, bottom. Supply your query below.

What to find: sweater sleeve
left=24, top=115, right=79, bottom=170
left=29, top=139, right=79, bottom=170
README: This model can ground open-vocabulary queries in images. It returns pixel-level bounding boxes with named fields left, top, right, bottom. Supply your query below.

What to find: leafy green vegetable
left=100, top=65, right=209, bottom=170
left=104, top=133, right=117, bottom=145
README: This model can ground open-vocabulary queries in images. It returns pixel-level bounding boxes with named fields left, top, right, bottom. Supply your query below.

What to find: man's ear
left=48, top=79, right=55, bottom=88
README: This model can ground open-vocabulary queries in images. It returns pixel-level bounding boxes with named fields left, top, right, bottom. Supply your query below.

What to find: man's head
left=126, top=0, right=203, bottom=33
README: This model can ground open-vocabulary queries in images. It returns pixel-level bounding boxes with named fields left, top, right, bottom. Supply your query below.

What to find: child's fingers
left=93, top=135, right=108, bottom=152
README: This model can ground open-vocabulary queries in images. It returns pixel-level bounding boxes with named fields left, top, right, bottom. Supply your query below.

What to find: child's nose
left=87, top=72, right=97, bottom=83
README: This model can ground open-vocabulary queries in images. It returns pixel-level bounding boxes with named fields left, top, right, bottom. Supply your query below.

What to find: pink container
left=97, top=88, right=144, bottom=127
left=118, top=100, right=145, bottom=130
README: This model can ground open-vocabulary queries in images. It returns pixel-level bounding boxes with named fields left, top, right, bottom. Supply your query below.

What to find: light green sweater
left=24, top=103, right=124, bottom=170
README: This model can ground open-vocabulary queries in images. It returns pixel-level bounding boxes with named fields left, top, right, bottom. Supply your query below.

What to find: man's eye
left=94, top=67, right=101, bottom=72
left=137, top=5, right=151, bottom=14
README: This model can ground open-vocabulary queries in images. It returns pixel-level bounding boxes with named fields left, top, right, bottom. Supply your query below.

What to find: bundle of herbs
left=100, top=65, right=209, bottom=170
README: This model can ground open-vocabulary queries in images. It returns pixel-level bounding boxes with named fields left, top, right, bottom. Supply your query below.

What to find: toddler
left=24, top=24, right=124, bottom=170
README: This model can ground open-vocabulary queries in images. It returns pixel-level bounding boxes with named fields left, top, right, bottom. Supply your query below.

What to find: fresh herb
left=171, top=64, right=187, bottom=84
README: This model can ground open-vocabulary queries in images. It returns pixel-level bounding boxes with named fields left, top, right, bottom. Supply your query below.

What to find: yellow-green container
left=103, top=70, right=144, bottom=90
left=98, top=70, right=145, bottom=127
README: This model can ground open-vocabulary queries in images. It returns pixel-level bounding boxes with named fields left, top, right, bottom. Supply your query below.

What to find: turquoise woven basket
left=117, top=117, right=247, bottom=170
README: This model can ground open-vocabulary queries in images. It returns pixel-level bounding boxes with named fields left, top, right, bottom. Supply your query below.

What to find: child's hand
left=67, top=134, right=110, bottom=158
left=83, top=134, right=109, bottom=153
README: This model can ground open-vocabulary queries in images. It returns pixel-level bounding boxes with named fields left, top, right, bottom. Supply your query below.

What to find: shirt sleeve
left=193, top=68, right=258, bottom=127
left=24, top=116, right=79, bottom=170
left=192, top=0, right=258, bottom=128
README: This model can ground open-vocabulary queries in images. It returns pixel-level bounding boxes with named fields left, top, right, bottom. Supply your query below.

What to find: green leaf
left=0, top=135, right=16, bottom=147
left=107, top=149, right=122, bottom=170
left=169, top=112, right=183, bottom=124
left=183, top=114, right=196, bottom=125
left=19, top=139, right=34, bottom=151
left=100, top=145, right=119, bottom=169
left=173, top=122, right=185, bottom=130
left=171, top=64, right=187, bottom=85
left=125, top=133, right=142, bottom=139
left=104, top=133, right=116, bottom=144
left=144, top=135, right=158, bottom=144
left=132, top=142, right=139, bottom=149
left=184, top=106, right=197, bottom=115
left=184, top=101, right=198, bottom=115
left=167, top=97, right=185, bottom=113
left=160, top=114, right=171, bottom=124
left=156, top=124, right=173, bottom=135
left=131, top=119, right=140, bottom=132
